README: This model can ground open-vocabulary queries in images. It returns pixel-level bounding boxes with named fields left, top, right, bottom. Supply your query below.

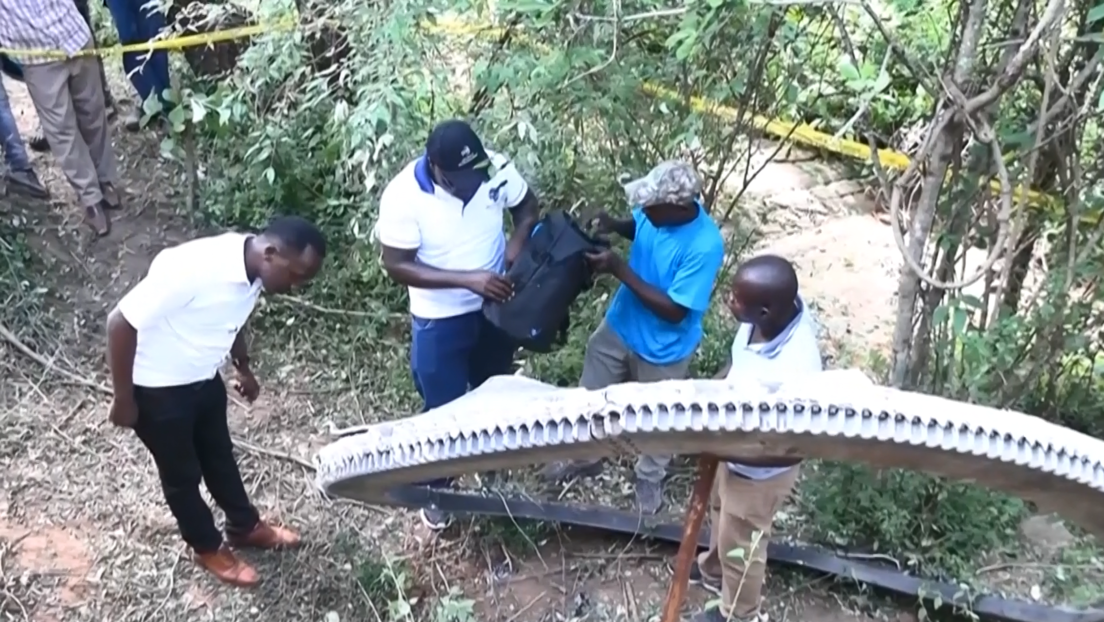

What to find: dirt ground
left=0, top=63, right=1089, bottom=622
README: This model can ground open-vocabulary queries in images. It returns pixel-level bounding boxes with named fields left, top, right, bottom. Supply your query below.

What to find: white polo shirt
left=725, top=306, right=822, bottom=480
left=116, top=233, right=262, bottom=388
left=374, top=150, right=530, bottom=320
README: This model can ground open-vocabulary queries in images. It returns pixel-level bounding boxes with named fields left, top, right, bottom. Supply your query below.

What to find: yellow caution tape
left=0, top=20, right=296, bottom=59
left=642, top=83, right=1051, bottom=208
left=0, top=15, right=1056, bottom=209
left=427, top=19, right=1052, bottom=208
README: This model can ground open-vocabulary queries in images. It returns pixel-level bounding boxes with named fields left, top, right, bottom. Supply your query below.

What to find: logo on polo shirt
left=488, top=180, right=508, bottom=202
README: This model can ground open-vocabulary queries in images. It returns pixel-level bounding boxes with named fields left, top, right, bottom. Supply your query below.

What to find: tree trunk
left=889, top=0, right=990, bottom=388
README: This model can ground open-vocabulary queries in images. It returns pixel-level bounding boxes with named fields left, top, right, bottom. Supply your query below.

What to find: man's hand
left=108, top=394, right=139, bottom=428
left=234, top=367, right=261, bottom=403
left=585, top=248, right=626, bottom=277
left=463, top=271, right=514, bottom=302
left=587, top=210, right=618, bottom=235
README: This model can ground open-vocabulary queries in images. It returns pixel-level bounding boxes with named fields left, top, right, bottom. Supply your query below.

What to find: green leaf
left=838, top=60, right=860, bottom=82
left=675, top=33, right=698, bottom=61
left=168, top=105, right=187, bottom=133
left=143, top=96, right=163, bottom=116
left=191, top=101, right=207, bottom=124
left=872, top=70, right=892, bottom=93
left=932, top=304, right=949, bottom=327
left=951, top=307, right=969, bottom=335
left=957, top=294, right=984, bottom=310
left=725, top=546, right=747, bottom=560
left=1087, top=2, right=1104, bottom=23
left=665, top=28, right=692, bottom=51
left=506, top=0, right=553, bottom=14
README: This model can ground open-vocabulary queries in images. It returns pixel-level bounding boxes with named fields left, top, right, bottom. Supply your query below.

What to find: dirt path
left=0, top=66, right=1046, bottom=622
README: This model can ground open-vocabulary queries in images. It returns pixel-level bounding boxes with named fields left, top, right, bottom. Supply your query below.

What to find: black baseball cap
left=425, top=119, right=492, bottom=199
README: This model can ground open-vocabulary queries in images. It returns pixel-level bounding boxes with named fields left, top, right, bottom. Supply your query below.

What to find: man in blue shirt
left=540, top=160, right=725, bottom=514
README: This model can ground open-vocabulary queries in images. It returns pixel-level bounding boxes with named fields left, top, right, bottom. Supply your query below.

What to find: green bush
left=799, top=462, right=1026, bottom=578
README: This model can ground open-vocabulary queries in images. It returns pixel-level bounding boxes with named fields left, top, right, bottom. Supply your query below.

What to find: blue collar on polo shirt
left=414, top=155, right=435, bottom=194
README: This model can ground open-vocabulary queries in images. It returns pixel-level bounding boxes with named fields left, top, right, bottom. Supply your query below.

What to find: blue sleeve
left=631, top=207, right=646, bottom=231
left=667, top=237, right=725, bottom=312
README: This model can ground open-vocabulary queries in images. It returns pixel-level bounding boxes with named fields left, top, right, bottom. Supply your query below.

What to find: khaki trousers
left=697, top=465, right=800, bottom=618
left=22, top=52, right=117, bottom=209
left=572, top=319, right=692, bottom=481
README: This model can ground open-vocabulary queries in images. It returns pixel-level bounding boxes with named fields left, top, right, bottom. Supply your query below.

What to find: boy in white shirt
left=689, top=254, right=820, bottom=622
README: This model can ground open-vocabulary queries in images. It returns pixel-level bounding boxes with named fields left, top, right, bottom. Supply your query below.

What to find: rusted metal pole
left=660, top=455, right=719, bottom=622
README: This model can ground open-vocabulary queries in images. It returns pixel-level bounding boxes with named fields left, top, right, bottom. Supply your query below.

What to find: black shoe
left=634, top=478, right=663, bottom=514
left=5, top=169, right=47, bottom=199
left=688, top=561, right=721, bottom=595
left=419, top=507, right=452, bottom=531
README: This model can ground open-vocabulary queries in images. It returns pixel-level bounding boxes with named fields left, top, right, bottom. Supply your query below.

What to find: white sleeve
left=487, top=150, right=531, bottom=210
left=374, top=186, right=421, bottom=250
left=115, top=257, right=196, bottom=330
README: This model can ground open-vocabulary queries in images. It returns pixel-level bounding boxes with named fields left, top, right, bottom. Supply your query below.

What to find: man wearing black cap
left=375, top=119, right=540, bottom=530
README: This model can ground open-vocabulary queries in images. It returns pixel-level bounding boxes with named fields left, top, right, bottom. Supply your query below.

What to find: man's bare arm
left=106, top=309, right=138, bottom=399
left=230, top=329, right=251, bottom=370
left=607, top=217, right=636, bottom=240
left=505, top=189, right=540, bottom=266
left=381, top=246, right=478, bottom=290
left=614, top=265, right=689, bottom=323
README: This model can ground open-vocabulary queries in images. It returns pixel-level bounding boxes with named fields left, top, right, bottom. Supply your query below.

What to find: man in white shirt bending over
left=375, top=119, right=540, bottom=530
left=688, top=254, right=821, bottom=622
left=105, top=216, right=326, bottom=588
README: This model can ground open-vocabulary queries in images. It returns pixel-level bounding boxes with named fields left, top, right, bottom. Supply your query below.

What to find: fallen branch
left=233, top=436, right=315, bottom=470
left=0, top=319, right=316, bottom=472
left=0, top=321, right=111, bottom=396
left=275, top=294, right=403, bottom=319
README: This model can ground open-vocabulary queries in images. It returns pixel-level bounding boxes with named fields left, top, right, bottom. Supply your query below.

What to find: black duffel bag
left=484, top=210, right=608, bottom=353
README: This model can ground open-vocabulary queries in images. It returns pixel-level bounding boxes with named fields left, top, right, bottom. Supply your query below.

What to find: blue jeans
left=411, top=310, right=516, bottom=488
left=0, top=83, right=29, bottom=172
left=105, top=0, right=172, bottom=106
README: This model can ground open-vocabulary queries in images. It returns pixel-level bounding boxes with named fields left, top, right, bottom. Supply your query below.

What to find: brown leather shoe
left=227, top=521, right=301, bottom=550
left=194, top=546, right=259, bottom=587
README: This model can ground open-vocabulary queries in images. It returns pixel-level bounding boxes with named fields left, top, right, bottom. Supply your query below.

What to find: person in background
left=23, top=0, right=117, bottom=153
left=375, top=118, right=540, bottom=531
left=0, top=0, right=121, bottom=236
left=0, top=78, right=47, bottom=197
left=105, top=216, right=326, bottom=587
left=687, top=254, right=821, bottom=622
left=540, top=160, right=725, bottom=515
left=104, top=0, right=171, bottom=131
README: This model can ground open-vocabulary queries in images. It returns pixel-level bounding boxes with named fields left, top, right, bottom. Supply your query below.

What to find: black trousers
left=133, top=374, right=259, bottom=553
